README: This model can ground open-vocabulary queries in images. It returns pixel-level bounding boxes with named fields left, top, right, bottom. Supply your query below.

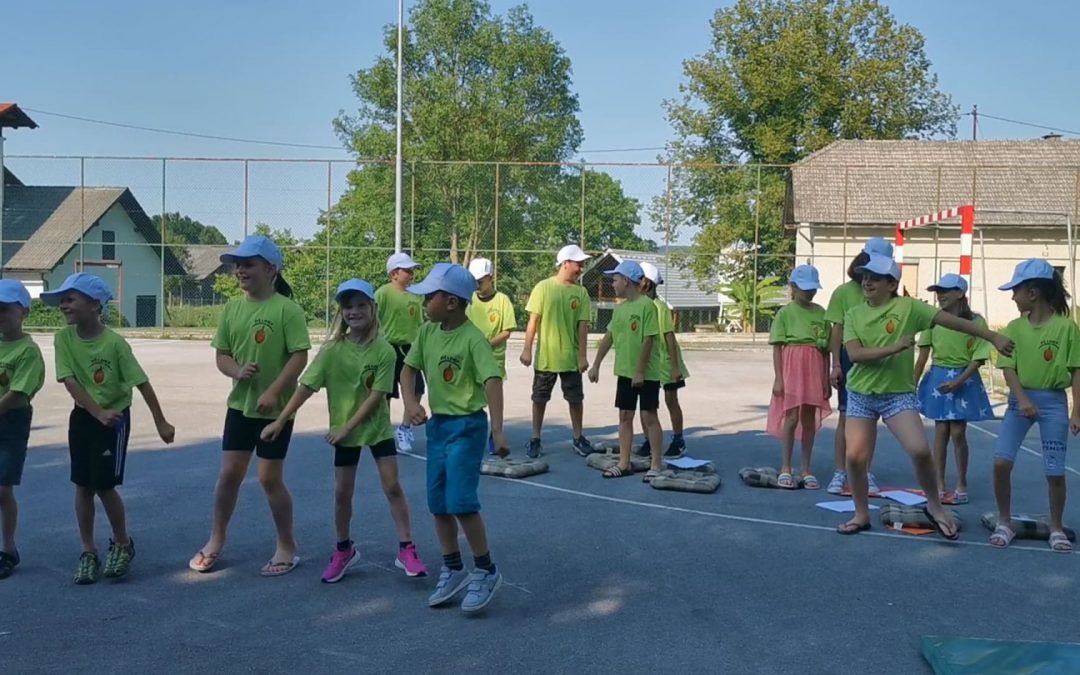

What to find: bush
left=165, top=304, right=225, bottom=328
left=24, top=299, right=127, bottom=328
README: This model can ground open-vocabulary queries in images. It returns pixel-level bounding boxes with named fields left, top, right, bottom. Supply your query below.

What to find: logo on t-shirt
left=90, top=357, right=112, bottom=385
left=570, top=298, right=580, bottom=312
left=812, top=321, right=826, bottom=339
left=488, top=311, right=498, bottom=324
left=1041, top=339, right=1059, bottom=362
left=438, top=355, right=462, bottom=383
left=362, top=364, right=378, bottom=390
left=883, top=313, right=902, bottom=335
left=629, top=314, right=641, bottom=332
left=409, top=305, right=418, bottom=317
left=253, top=318, right=274, bottom=344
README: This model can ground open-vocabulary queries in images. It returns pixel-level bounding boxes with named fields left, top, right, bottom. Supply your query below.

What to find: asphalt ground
left=3, top=339, right=1079, bottom=674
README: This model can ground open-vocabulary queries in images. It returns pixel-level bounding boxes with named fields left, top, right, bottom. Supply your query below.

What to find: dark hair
left=640, top=278, right=658, bottom=297
left=274, top=274, right=293, bottom=298
left=954, top=296, right=975, bottom=321
left=847, top=251, right=870, bottom=281
left=1023, top=274, right=1071, bottom=316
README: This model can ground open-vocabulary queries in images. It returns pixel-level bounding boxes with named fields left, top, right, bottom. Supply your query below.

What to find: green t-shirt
left=825, top=280, right=864, bottom=325
left=609, top=295, right=662, bottom=381
left=917, top=316, right=992, bottom=368
left=375, top=284, right=424, bottom=346
left=769, top=302, right=829, bottom=350
left=212, top=293, right=311, bottom=419
left=55, top=327, right=148, bottom=410
left=998, top=314, right=1080, bottom=390
left=0, top=336, right=45, bottom=403
left=466, top=291, right=517, bottom=378
left=653, top=297, right=689, bottom=384
left=524, top=277, right=591, bottom=373
left=843, top=296, right=940, bottom=395
left=404, top=320, right=502, bottom=416
left=299, top=336, right=395, bottom=448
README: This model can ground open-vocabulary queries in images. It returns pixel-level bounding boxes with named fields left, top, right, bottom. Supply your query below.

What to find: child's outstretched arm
left=845, top=336, right=915, bottom=363
left=325, top=389, right=385, bottom=446
left=62, top=377, right=122, bottom=427
left=772, top=344, right=784, bottom=397
left=262, top=385, right=316, bottom=442
left=0, top=391, right=28, bottom=417
left=136, top=381, right=175, bottom=444
left=932, top=313, right=1014, bottom=356
left=256, top=351, right=308, bottom=415
left=484, top=377, right=507, bottom=451
left=400, top=364, right=427, bottom=425
left=587, top=333, right=613, bottom=383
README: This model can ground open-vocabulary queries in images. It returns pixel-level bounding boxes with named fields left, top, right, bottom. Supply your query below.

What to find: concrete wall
left=795, top=222, right=1076, bottom=328
left=46, top=204, right=163, bottom=326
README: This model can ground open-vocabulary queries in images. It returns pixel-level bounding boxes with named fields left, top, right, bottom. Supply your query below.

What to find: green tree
left=152, top=213, right=228, bottom=246
left=661, top=0, right=957, bottom=284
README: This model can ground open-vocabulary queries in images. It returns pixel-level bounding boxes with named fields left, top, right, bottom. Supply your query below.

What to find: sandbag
left=650, top=466, right=721, bottom=494
left=980, top=512, right=1077, bottom=541
left=585, top=451, right=651, bottom=473
left=480, top=457, right=549, bottom=479
left=880, top=504, right=962, bottom=531
left=738, top=467, right=803, bottom=489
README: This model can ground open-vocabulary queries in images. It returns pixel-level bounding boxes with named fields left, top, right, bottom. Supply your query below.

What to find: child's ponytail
left=1029, top=272, right=1071, bottom=316
left=274, top=274, right=294, bottom=298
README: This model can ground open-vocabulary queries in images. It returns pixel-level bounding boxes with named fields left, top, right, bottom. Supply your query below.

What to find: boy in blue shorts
left=401, top=262, right=507, bottom=613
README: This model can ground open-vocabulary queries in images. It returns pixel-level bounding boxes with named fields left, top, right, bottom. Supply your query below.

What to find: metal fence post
left=243, top=159, right=250, bottom=237
left=579, top=162, right=586, bottom=248
left=160, top=159, right=166, bottom=328
left=751, top=165, right=761, bottom=341
left=494, top=162, right=500, bottom=288
left=325, top=160, right=333, bottom=328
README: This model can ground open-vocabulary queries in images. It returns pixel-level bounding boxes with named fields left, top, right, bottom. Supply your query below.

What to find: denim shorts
left=426, top=411, right=487, bottom=515
left=836, top=347, right=853, bottom=412
left=846, top=390, right=920, bottom=422
left=994, top=389, right=1069, bottom=477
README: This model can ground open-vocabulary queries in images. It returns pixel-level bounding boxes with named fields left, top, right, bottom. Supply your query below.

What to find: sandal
left=188, top=550, right=220, bottom=573
left=260, top=555, right=300, bottom=577
left=602, top=465, right=633, bottom=479
left=801, top=474, right=820, bottom=490
left=642, top=469, right=660, bottom=484
left=837, top=520, right=871, bottom=535
left=777, top=472, right=796, bottom=489
left=952, top=490, right=969, bottom=505
left=923, top=507, right=959, bottom=541
left=1049, top=531, right=1073, bottom=553
left=989, top=525, right=1015, bottom=548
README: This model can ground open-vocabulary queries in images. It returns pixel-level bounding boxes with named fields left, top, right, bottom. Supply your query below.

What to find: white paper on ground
left=664, top=457, right=712, bottom=469
left=880, top=489, right=927, bottom=506
left=815, top=500, right=881, bottom=513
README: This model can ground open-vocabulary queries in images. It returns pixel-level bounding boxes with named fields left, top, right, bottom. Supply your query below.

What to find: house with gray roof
left=2, top=168, right=182, bottom=326
left=788, top=138, right=1080, bottom=324
left=175, top=244, right=230, bottom=305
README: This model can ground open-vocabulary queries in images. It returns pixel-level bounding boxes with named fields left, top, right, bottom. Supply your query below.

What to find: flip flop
left=922, top=506, right=959, bottom=541
left=1049, top=531, right=1073, bottom=553
left=260, top=555, right=300, bottom=577
left=188, top=550, right=220, bottom=573
left=602, top=465, right=633, bottom=479
left=837, top=521, right=871, bottom=535
left=777, top=472, right=796, bottom=489
left=641, top=469, right=660, bottom=484
left=989, top=525, right=1015, bottom=549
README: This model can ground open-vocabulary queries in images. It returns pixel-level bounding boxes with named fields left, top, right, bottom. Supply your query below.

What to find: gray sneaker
left=460, top=567, right=503, bottom=613
left=526, top=438, right=542, bottom=459
left=572, top=436, right=597, bottom=457
left=428, top=566, right=470, bottom=607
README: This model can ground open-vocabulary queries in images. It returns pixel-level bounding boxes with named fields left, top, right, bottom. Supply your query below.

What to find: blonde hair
left=331, top=293, right=380, bottom=343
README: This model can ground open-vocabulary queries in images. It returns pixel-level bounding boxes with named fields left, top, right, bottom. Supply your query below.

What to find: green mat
left=923, top=637, right=1080, bottom=674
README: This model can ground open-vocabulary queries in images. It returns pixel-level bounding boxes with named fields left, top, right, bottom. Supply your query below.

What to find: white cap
left=556, top=244, right=590, bottom=265
left=640, top=261, right=663, bottom=285
left=468, top=257, right=494, bottom=280
left=386, top=252, right=422, bottom=274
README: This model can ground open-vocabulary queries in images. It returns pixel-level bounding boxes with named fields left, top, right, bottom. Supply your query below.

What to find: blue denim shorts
left=994, top=389, right=1069, bottom=477
left=837, top=347, right=853, bottom=412
left=426, top=411, right=488, bottom=515
left=845, top=390, right=920, bottom=422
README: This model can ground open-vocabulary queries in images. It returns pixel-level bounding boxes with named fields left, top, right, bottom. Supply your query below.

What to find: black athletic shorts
left=222, top=408, right=293, bottom=460
left=663, top=379, right=686, bottom=392
left=531, top=370, right=585, bottom=403
left=334, top=438, right=397, bottom=467
left=0, top=406, right=32, bottom=487
left=615, top=376, right=660, bottom=412
left=69, top=406, right=130, bottom=490
left=390, top=343, right=426, bottom=399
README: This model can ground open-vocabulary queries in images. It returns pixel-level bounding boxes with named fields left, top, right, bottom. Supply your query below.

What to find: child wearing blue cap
left=913, top=274, right=994, bottom=505
left=837, top=254, right=1013, bottom=540
left=400, top=262, right=507, bottom=613
left=588, top=260, right=665, bottom=482
left=824, top=237, right=894, bottom=495
left=42, top=273, right=175, bottom=584
left=191, top=234, right=311, bottom=576
left=0, top=280, right=44, bottom=580
left=991, top=260, right=1080, bottom=552
left=262, top=278, right=428, bottom=582
left=767, top=264, right=832, bottom=489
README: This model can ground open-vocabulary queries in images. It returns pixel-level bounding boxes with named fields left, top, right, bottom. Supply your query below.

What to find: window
left=101, top=230, right=115, bottom=260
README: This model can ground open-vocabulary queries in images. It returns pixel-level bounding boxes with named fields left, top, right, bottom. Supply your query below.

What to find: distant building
left=176, top=245, right=229, bottom=306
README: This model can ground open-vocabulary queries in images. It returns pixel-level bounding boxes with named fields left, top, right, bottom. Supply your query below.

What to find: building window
left=102, top=230, right=115, bottom=260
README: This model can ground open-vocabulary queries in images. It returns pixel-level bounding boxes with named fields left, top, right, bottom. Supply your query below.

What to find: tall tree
left=661, top=0, right=957, bottom=283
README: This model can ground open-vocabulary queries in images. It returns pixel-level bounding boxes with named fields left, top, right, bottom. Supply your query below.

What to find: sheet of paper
left=815, top=500, right=880, bottom=513
left=881, top=489, right=928, bottom=506
left=664, top=457, right=712, bottom=469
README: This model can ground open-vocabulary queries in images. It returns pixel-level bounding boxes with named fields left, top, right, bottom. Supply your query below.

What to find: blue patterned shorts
left=995, top=389, right=1069, bottom=477
left=846, top=390, right=920, bottom=421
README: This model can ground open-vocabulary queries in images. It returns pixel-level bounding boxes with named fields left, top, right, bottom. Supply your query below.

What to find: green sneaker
left=103, top=538, right=135, bottom=579
left=74, top=552, right=100, bottom=585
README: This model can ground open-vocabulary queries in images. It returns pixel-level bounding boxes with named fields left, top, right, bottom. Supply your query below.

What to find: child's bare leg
left=798, top=405, right=817, bottom=476
left=333, top=465, right=359, bottom=543
left=642, top=409, right=663, bottom=472
left=885, top=411, right=955, bottom=533
left=842, top=418, right=877, bottom=528
left=950, top=422, right=969, bottom=493
left=932, top=421, right=949, bottom=493
left=201, top=450, right=253, bottom=554
left=834, top=413, right=847, bottom=472
left=993, top=459, right=1014, bottom=526
left=96, top=488, right=128, bottom=545
left=375, top=457, right=413, bottom=542
left=0, top=487, right=16, bottom=553
left=780, top=408, right=798, bottom=475
left=618, top=410, right=634, bottom=471
left=257, top=458, right=297, bottom=562
left=75, top=486, right=96, bottom=552
left=1048, top=476, right=1067, bottom=533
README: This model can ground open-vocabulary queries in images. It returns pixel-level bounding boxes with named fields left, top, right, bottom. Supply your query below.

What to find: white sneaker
left=867, top=472, right=881, bottom=496
left=395, top=425, right=413, bottom=452
left=826, top=470, right=847, bottom=495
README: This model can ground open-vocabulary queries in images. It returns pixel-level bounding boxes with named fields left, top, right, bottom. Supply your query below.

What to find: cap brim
left=792, top=282, right=822, bottom=290
left=998, top=279, right=1023, bottom=290
left=406, top=279, right=440, bottom=296
left=927, top=284, right=963, bottom=292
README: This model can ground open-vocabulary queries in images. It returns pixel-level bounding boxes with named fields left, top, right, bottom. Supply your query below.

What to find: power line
left=961, top=110, right=1080, bottom=138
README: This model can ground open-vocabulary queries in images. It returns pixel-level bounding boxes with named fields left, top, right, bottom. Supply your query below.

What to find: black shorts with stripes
left=69, top=406, right=131, bottom=490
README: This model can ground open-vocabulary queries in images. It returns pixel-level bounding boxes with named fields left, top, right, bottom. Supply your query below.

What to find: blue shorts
left=426, top=411, right=487, bottom=515
left=995, top=389, right=1069, bottom=477
left=837, top=347, right=853, bottom=412
left=846, top=390, right=920, bottom=422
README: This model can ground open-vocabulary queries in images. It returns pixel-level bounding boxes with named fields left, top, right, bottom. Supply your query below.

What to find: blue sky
left=5, top=0, right=1080, bottom=242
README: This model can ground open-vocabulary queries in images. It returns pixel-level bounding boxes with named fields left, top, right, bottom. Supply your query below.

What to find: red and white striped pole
left=893, top=205, right=973, bottom=283
left=958, top=205, right=974, bottom=285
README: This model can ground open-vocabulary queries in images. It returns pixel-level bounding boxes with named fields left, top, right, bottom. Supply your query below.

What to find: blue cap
left=335, top=279, right=376, bottom=303
left=0, top=280, right=31, bottom=309
left=789, top=264, right=822, bottom=291
left=863, top=237, right=894, bottom=257
left=928, top=273, right=968, bottom=293
left=407, top=262, right=477, bottom=304
left=855, top=253, right=901, bottom=280
left=220, top=235, right=284, bottom=269
left=602, top=260, right=645, bottom=283
left=999, top=259, right=1056, bottom=290
left=40, top=273, right=113, bottom=307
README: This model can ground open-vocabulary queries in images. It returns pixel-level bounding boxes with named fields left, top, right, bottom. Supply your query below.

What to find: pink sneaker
left=394, top=544, right=428, bottom=577
left=321, top=545, right=360, bottom=584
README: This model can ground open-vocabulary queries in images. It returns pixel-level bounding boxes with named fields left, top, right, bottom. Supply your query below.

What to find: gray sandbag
left=480, top=457, right=549, bottom=479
